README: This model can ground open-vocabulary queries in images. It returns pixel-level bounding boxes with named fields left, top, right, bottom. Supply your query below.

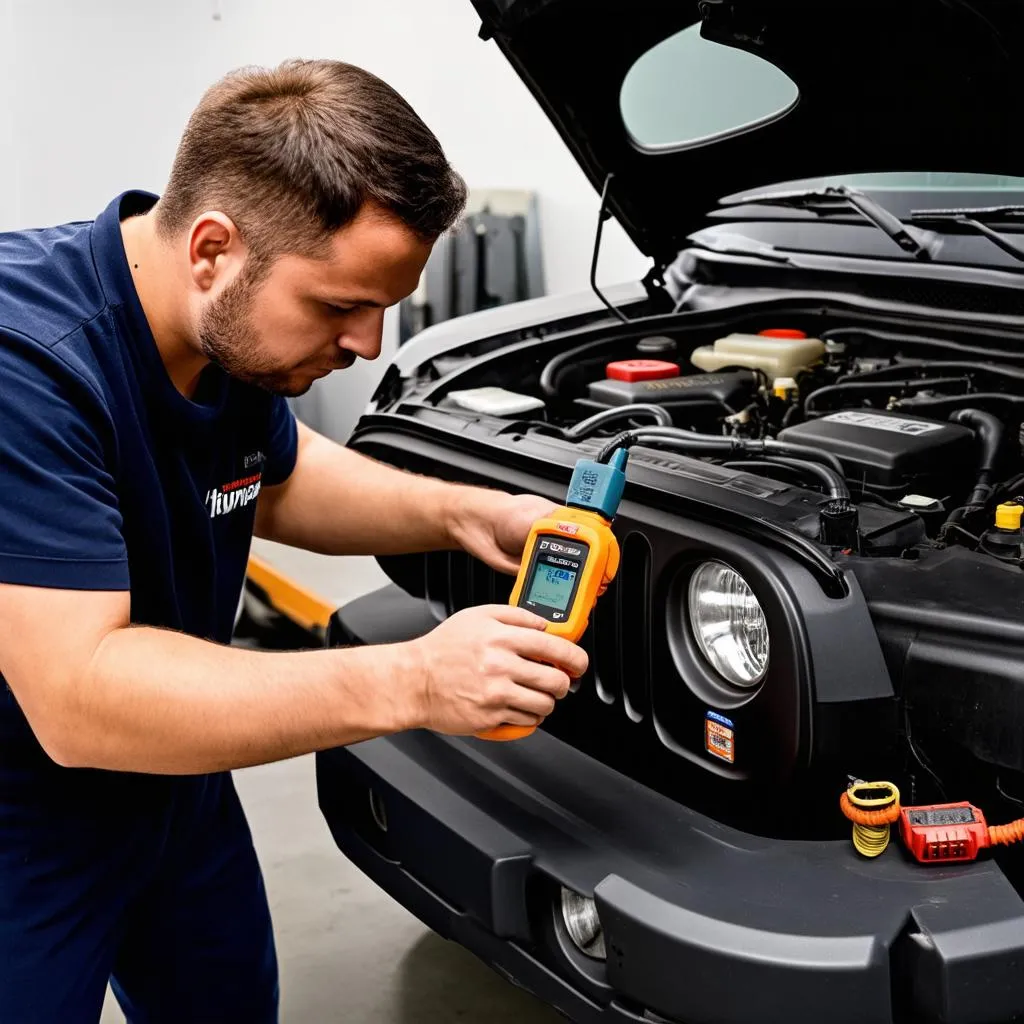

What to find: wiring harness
left=841, top=778, right=1024, bottom=863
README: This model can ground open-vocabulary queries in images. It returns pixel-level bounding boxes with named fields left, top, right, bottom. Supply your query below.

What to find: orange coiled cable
left=988, top=817, right=1024, bottom=847
left=839, top=791, right=901, bottom=827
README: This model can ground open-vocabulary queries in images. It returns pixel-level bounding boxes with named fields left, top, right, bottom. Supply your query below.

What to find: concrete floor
left=100, top=546, right=563, bottom=1023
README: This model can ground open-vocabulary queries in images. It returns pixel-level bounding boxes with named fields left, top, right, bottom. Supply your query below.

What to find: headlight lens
left=688, top=561, right=769, bottom=687
left=559, top=887, right=606, bottom=960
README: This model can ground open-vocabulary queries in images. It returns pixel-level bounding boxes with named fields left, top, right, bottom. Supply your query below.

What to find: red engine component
left=899, top=802, right=990, bottom=863
left=605, top=359, right=680, bottom=382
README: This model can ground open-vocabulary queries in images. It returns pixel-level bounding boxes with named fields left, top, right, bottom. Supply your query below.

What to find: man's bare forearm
left=60, top=626, right=424, bottom=774
left=254, top=422, right=486, bottom=556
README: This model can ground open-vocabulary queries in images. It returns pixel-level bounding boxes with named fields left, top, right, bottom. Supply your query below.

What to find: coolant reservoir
left=690, top=329, right=826, bottom=378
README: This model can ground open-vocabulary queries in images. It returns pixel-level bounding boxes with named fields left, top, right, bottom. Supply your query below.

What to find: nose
left=337, top=307, right=385, bottom=361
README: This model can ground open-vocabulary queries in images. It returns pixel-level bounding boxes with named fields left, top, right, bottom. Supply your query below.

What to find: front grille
left=429, top=537, right=652, bottom=727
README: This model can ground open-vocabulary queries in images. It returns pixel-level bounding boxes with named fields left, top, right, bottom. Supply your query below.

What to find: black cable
left=945, top=523, right=983, bottom=548
left=893, top=392, right=1024, bottom=415
left=849, top=489, right=909, bottom=512
left=595, top=427, right=851, bottom=498
left=997, top=776, right=1024, bottom=812
left=723, top=456, right=848, bottom=499
left=998, top=475, right=1024, bottom=498
left=628, top=426, right=848, bottom=478
left=823, top=327, right=1024, bottom=365
left=562, top=404, right=673, bottom=439
left=803, top=377, right=971, bottom=416
left=839, top=360, right=1024, bottom=385
left=903, top=703, right=948, bottom=802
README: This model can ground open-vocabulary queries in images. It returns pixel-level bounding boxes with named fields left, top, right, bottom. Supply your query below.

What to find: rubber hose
left=563, top=403, right=673, bottom=440
left=822, top=327, right=1024, bottom=365
left=804, top=377, right=971, bottom=416
left=839, top=360, right=1024, bottom=385
left=595, top=427, right=848, bottom=483
left=539, top=339, right=619, bottom=398
left=938, top=408, right=1004, bottom=540
left=950, top=407, right=1003, bottom=509
left=723, top=458, right=849, bottom=500
left=894, top=393, right=1024, bottom=415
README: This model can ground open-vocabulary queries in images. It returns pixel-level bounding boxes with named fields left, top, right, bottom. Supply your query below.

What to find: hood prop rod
left=590, top=174, right=630, bottom=324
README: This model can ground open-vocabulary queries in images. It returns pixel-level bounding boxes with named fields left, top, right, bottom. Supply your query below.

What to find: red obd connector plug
left=899, top=802, right=991, bottom=863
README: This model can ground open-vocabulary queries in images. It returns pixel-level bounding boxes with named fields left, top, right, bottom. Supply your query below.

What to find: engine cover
left=778, top=409, right=975, bottom=497
left=584, top=370, right=756, bottom=411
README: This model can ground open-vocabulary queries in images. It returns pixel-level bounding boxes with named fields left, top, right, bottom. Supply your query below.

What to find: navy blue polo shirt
left=0, top=190, right=298, bottom=770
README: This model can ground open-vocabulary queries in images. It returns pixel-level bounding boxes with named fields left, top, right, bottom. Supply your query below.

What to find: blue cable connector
left=565, top=447, right=629, bottom=520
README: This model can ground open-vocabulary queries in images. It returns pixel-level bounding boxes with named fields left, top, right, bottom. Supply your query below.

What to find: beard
left=197, top=270, right=314, bottom=398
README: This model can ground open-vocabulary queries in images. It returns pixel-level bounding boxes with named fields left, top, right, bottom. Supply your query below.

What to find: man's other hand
left=447, top=489, right=557, bottom=575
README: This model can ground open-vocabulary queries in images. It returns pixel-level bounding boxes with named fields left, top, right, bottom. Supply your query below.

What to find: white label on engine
left=824, top=411, right=943, bottom=436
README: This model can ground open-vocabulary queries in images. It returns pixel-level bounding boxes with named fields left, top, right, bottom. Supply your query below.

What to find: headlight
left=559, top=887, right=606, bottom=960
left=688, top=561, right=769, bottom=687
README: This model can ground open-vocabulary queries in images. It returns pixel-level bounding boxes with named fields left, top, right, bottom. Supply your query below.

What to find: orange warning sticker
left=705, top=712, right=735, bottom=764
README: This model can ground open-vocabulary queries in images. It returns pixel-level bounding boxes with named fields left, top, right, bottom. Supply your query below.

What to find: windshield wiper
left=717, top=185, right=932, bottom=261
left=908, top=206, right=1024, bottom=263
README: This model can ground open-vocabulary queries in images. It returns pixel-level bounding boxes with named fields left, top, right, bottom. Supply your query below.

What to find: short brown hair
left=155, top=59, right=467, bottom=262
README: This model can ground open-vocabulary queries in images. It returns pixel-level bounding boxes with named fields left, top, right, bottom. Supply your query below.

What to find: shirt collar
left=90, top=191, right=229, bottom=426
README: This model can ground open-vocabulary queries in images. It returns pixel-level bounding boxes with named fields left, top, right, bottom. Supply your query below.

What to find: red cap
left=758, top=328, right=807, bottom=339
left=606, top=359, right=680, bottom=382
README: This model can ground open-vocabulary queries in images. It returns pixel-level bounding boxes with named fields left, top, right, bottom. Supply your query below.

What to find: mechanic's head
left=154, top=59, right=466, bottom=396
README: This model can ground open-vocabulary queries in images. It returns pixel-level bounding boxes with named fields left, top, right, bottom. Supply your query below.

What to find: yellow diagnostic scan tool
left=477, top=448, right=629, bottom=741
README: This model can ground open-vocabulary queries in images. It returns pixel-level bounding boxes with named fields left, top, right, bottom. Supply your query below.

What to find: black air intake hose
left=950, top=408, right=1003, bottom=510
left=939, top=408, right=1004, bottom=541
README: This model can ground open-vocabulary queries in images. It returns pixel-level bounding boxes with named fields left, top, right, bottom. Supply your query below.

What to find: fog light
left=688, top=560, right=769, bottom=687
left=559, top=887, right=606, bottom=960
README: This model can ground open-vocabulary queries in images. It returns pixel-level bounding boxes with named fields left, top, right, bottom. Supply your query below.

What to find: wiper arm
left=718, top=185, right=931, bottom=260
left=909, top=206, right=1024, bottom=263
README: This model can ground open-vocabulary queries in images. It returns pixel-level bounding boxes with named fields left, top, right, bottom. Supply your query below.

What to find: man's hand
left=406, top=605, right=588, bottom=735
left=447, top=489, right=558, bottom=575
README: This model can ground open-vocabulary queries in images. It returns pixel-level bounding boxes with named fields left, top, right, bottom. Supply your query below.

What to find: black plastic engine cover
left=778, top=409, right=975, bottom=495
left=585, top=370, right=756, bottom=411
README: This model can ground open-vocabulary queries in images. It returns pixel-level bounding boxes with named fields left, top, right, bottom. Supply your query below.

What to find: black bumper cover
left=316, top=588, right=1024, bottom=1024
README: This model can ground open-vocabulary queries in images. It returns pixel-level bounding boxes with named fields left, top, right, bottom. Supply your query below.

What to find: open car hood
left=468, top=0, right=1024, bottom=268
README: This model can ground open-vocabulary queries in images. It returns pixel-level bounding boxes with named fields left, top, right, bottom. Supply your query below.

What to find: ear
left=187, top=211, right=246, bottom=292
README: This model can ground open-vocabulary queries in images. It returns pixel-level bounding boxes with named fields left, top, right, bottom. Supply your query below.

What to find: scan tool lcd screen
left=526, top=563, right=577, bottom=612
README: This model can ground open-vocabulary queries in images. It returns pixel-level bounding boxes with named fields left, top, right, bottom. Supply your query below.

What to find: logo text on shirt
left=206, top=472, right=262, bottom=519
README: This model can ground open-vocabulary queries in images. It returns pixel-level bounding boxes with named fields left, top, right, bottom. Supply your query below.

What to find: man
left=0, top=59, right=586, bottom=1023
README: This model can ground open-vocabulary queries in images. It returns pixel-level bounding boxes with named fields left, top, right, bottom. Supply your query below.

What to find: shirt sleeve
left=262, top=395, right=299, bottom=487
left=0, top=330, right=129, bottom=590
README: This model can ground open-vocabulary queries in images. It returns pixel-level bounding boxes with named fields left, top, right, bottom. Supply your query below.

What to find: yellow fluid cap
left=773, top=375, right=798, bottom=399
left=995, top=501, right=1024, bottom=530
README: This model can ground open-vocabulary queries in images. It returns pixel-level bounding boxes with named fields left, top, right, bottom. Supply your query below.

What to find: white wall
left=1, top=0, right=648, bottom=439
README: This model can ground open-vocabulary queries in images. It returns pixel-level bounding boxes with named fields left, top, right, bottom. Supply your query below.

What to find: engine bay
left=423, top=320, right=1024, bottom=569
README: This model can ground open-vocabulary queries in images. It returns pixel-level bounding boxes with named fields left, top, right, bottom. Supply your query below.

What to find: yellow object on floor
left=245, top=553, right=336, bottom=633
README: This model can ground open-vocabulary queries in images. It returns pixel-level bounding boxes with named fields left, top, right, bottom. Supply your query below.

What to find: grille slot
left=447, top=551, right=474, bottom=613
left=593, top=568, right=620, bottom=705
left=618, top=532, right=653, bottom=723
left=425, top=552, right=450, bottom=618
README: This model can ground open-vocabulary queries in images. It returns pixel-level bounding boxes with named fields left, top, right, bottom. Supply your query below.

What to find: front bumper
left=316, top=587, right=1024, bottom=1024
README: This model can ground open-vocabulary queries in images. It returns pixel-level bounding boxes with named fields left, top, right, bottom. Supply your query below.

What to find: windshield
left=621, top=24, right=1024, bottom=208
